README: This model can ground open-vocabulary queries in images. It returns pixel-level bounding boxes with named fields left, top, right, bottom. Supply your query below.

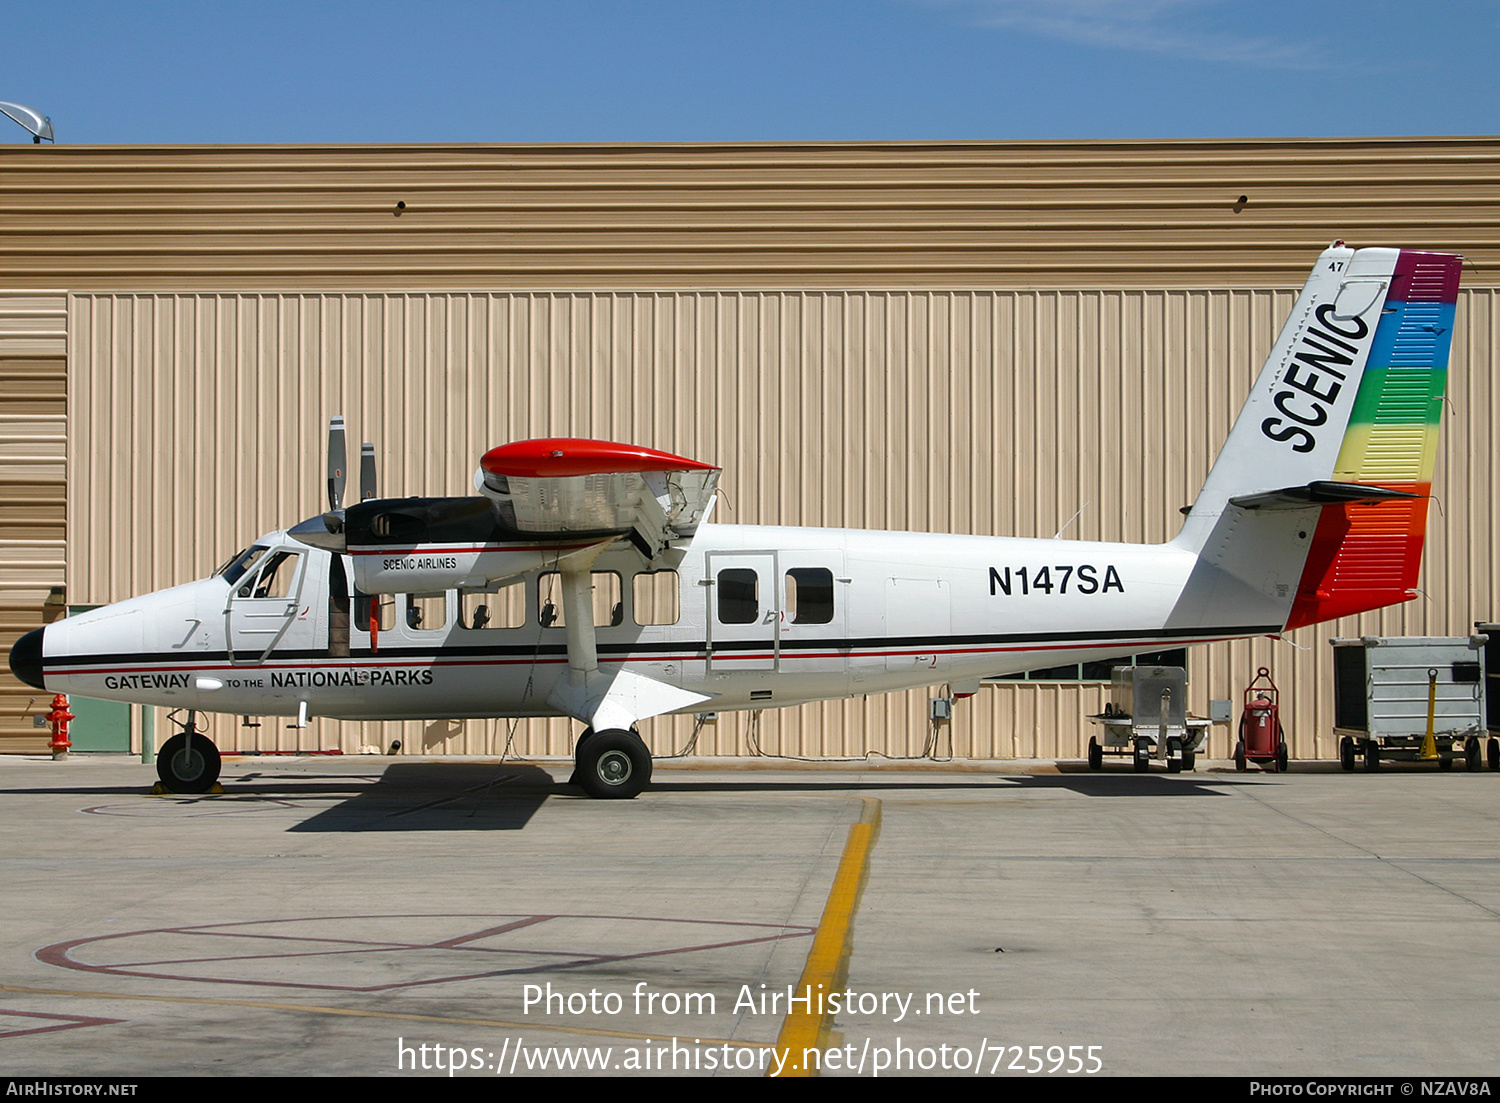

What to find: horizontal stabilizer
left=1229, top=481, right=1420, bottom=511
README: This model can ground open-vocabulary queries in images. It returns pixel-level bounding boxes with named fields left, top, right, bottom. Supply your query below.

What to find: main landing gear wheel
left=1087, top=736, right=1103, bottom=771
left=575, top=728, right=652, bottom=800
left=567, top=727, right=596, bottom=787
left=156, top=732, right=221, bottom=794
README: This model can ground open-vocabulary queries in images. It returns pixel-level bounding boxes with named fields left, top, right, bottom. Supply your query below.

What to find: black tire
left=1364, top=741, right=1380, bottom=771
left=1133, top=738, right=1151, bottom=773
left=1438, top=754, right=1453, bottom=770
left=156, top=732, right=221, bottom=794
left=1276, top=742, right=1289, bottom=774
left=1233, top=740, right=1246, bottom=772
left=567, top=727, right=596, bottom=785
left=1488, top=738, right=1500, bottom=771
left=1166, top=737, right=1183, bottom=773
left=1465, top=737, right=1481, bottom=772
left=1340, top=736, right=1356, bottom=772
left=1182, top=748, right=1196, bottom=773
left=1087, top=736, right=1103, bottom=771
left=575, top=729, right=652, bottom=800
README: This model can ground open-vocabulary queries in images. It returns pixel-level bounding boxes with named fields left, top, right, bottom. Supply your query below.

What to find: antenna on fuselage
left=1053, top=500, right=1089, bottom=540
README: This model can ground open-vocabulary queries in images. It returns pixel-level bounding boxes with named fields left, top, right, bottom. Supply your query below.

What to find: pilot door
left=706, top=552, right=778, bottom=671
left=226, top=547, right=311, bottom=663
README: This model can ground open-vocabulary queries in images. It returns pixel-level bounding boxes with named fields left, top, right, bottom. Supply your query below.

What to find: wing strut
left=545, top=553, right=710, bottom=731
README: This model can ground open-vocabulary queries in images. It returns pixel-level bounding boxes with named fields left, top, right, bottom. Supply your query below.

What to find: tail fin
left=1172, top=243, right=1461, bottom=631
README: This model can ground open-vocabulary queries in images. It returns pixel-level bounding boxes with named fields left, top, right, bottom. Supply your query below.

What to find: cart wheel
left=1233, top=740, right=1246, bottom=772
left=1182, top=748, right=1196, bottom=772
left=1165, top=736, right=1182, bottom=773
left=1276, top=742, right=1289, bottom=773
left=1087, top=736, right=1103, bottom=771
left=1133, top=737, right=1151, bottom=773
left=1489, top=738, right=1500, bottom=771
left=1340, top=736, right=1356, bottom=771
left=1438, top=754, right=1453, bottom=770
left=1465, top=737, right=1481, bottom=771
left=1364, top=741, right=1380, bottom=771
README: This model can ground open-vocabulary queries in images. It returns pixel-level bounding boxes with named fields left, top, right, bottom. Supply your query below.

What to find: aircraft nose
left=9, top=626, right=46, bottom=690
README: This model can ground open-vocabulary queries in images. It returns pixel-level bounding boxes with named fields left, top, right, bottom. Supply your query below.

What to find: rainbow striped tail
left=1283, top=250, right=1461, bottom=628
left=1171, top=244, right=1462, bottom=635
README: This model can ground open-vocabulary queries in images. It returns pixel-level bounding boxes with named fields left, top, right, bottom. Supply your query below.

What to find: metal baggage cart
left=1087, top=665, right=1208, bottom=772
left=1331, top=636, right=1488, bottom=770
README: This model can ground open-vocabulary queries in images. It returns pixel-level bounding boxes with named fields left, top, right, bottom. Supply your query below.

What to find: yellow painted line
left=0, top=983, right=765, bottom=1049
left=770, top=796, right=881, bottom=1078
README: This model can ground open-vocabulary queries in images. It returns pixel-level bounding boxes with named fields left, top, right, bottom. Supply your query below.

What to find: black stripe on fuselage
left=39, top=623, right=1279, bottom=672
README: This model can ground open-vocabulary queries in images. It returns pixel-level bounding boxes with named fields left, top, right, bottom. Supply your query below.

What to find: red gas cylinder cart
left=1235, top=667, right=1288, bottom=772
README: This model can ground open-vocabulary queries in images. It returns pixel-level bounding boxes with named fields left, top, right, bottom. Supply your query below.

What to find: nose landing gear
left=155, top=711, right=222, bottom=794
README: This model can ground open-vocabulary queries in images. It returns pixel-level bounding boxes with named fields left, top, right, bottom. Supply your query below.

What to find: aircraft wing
left=474, top=439, right=721, bottom=554
left=291, top=438, right=721, bottom=595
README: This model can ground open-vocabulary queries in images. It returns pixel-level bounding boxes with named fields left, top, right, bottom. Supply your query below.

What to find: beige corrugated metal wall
left=0, top=293, right=67, bottom=750
left=66, top=287, right=1499, bottom=761
left=3, top=137, right=1498, bottom=760
left=4, top=139, right=1498, bottom=290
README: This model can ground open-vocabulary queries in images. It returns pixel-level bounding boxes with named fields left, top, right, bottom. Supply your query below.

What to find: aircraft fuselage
left=23, top=521, right=1230, bottom=722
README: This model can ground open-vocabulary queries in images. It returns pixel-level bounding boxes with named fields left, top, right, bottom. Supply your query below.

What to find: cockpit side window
left=238, top=550, right=301, bottom=600
left=217, top=545, right=269, bottom=587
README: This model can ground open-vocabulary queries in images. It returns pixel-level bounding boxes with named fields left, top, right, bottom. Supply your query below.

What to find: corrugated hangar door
left=0, top=293, right=67, bottom=752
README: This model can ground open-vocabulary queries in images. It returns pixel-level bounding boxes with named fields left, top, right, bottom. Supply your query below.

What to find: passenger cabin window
left=461, top=581, right=525, bottom=630
left=784, top=568, right=835, bottom=624
left=539, top=571, right=624, bottom=627
left=717, top=568, right=759, bottom=624
left=633, top=571, right=680, bottom=626
left=407, top=593, right=446, bottom=632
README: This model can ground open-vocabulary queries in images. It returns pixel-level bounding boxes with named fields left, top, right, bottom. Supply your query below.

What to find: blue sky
left=2, top=0, right=1496, bottom=144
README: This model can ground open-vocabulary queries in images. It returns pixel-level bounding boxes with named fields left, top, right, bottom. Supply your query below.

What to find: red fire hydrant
left=46, top=693, right=74, bottom=760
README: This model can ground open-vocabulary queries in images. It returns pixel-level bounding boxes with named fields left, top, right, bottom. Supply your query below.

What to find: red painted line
left=0, top=1008, right=125, bottom=1038
left=46, top=635, right=1240, bottom=680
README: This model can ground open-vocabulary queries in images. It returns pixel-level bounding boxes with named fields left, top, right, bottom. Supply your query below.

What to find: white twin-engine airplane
left=9, top=244, right=1462, bottom=798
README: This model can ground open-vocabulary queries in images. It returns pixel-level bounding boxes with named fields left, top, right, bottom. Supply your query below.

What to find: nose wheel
left=156, top=728, right=222, bottom=794
left=572, top=728, right=652, bottom=799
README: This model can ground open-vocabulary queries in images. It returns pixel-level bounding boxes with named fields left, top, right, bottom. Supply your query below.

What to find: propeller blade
left=360, top=442, right=377, bottom=501
left=327, top=416, right=347, bottom=513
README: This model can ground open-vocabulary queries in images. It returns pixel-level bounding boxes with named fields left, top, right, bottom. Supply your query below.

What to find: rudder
left=1283, top=249, right=1461, bottom=628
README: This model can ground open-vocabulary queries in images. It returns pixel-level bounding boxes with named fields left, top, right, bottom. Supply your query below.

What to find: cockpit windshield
left=215, top=545, right=270, bottom=586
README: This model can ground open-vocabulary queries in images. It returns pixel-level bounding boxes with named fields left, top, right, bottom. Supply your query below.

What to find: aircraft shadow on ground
left=272, top=762, right=1244, bottom=830
left=284, top=762, right=557, bottom=831
left=643, top=770, right=1243, bottom=798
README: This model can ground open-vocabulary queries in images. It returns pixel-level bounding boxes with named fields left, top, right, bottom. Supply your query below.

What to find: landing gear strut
left=156, top=713, right=221, bottom=793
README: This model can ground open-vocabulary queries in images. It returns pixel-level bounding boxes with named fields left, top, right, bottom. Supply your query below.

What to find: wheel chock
left=148, top=782, right=225, bottom=796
